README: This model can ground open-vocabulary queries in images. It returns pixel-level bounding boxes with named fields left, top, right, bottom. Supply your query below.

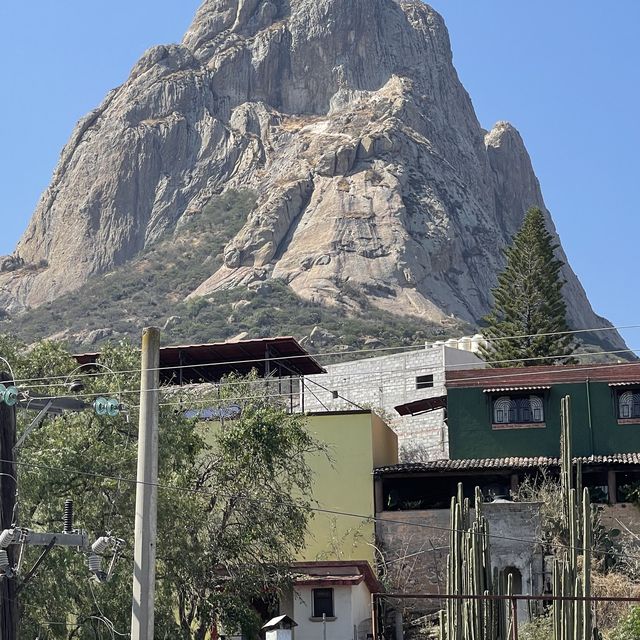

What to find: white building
left=304, top=338, right=485, bottom=461
left=280, top=561, right=378, bottom=640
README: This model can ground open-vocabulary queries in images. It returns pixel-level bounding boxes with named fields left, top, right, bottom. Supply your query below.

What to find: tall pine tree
left=481, top=207, right=576, bottom=367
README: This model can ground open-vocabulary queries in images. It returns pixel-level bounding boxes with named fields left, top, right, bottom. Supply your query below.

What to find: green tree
left=481, top=207, right=576, bottom=367
left=0, top=336, right=320, bottom=639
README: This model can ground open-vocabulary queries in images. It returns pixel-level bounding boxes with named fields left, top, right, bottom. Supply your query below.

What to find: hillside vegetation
left=0, top=190, right=465, bottom=354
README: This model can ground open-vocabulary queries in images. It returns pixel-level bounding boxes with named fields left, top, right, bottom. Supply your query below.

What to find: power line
left=4, top=457, right=639, bottom=564
left=5, top=322, right=640, bottom=387
left=7, top=344, right=640, bottom=402
left=23, top=354, right=640, bottom=412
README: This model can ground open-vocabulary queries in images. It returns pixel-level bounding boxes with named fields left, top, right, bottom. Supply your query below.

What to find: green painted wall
left=448, top=382, right=640, bottom=459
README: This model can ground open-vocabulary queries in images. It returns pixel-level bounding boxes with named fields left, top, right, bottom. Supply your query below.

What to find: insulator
left=92, top=537, right=110, bottom=554
left=87, top=554, right=102, bottom=573
left=1, top=385, right=19, bottom=407
left=94, top=397, right=108, bottom=416
left=106, top=398, right=120, bottom=417
left=0, top=529, right=14, bottom=549
left=0, top=549, right=9, bottom=570
left=63, top=499, right=74, bottom=534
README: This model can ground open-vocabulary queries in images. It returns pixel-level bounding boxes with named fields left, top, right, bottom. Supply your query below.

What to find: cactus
left=442, top=396, right=597, bottom=640
left=444, top=484, right=512, bottom=640
left=555, top=396, right=596, bottom=640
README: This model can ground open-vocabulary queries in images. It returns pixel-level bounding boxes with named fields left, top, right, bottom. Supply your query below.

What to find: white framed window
left=618, top=390, right=640, bottom=420
left=493, top=395, right=544, bottom=425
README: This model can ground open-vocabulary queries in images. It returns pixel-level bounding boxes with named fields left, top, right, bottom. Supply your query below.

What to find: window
left=416, top=374, right=434, bottom=390
left=493, top=395, right=544, bottom=426
left=618, top=390, right=640, bottom=420
left=312, top=588, right=334, bottom=618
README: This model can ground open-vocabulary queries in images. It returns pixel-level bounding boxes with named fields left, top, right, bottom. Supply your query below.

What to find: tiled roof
left=374, top=453, right=640, bottom=475
left=447, top=363, right=640, bottom=389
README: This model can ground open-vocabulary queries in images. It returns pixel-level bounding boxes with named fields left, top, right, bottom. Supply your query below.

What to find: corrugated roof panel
left=395, top=395, right=447, bottom=416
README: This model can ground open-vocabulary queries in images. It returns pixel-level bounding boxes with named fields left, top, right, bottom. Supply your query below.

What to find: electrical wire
left=4, top=322, right=640, bottom=387
left=7, top=352, right=636, bottom=415
left=0, top=356, right=16, bottom=384
left=4, top=456, right=638, bottom=564
left=89, top=581, right=128, bottom=637
left=7, top=344, right=640, bottom=404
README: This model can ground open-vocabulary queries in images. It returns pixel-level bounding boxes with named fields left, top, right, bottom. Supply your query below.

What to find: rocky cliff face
left=0, top=0, right=623, bottom=348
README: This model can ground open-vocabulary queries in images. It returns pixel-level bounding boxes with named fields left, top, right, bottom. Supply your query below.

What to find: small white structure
left=262, top=615, right=297, bottom=640
left=279, top=561, right=378, bottom=640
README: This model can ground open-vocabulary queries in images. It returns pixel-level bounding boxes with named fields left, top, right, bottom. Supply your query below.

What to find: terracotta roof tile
left=374, top=453, right=640, bottom=475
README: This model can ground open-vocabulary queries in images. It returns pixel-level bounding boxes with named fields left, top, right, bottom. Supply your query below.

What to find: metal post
left=323, top=613, right=327, bottom=640
left=371, top=593, right=378, bottom=639
left=131, top=327, right=161, bottom=640
left=0, top=372, right=18, bottom=640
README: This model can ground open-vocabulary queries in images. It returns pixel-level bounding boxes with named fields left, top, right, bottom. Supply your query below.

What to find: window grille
left=416, top=374, right=434, bottom=390
left=619, top=390, right=640, bottom=419
left=493, top=395, right=544, bottom=424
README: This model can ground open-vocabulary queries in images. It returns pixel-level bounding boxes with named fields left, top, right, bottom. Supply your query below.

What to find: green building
left=445, top=363, right=640, bottom=461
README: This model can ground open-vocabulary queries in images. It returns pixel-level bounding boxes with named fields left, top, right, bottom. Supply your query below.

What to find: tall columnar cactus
left=444, top=486, right=512, bottom=640
left=554, top=396, right=595, bottom=640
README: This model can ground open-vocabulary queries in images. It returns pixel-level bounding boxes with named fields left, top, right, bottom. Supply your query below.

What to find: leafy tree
left=0, top=336, right=320, bottom=639
left=481, top=207, right=576, bottom=366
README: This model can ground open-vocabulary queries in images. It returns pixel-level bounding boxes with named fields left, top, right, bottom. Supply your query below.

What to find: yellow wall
left=202, top=410, right=398, bottom=566
left=371, top=412, right=399, bottom=469
left=301, top=411, right=398, bottom=565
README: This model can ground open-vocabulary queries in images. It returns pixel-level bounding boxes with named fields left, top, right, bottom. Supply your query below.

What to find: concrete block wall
left=304, top=345, right=483, bottom=461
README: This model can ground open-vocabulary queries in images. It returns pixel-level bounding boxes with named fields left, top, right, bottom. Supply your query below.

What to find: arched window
left=493, top=395, right=544, bottom=425
left=502, top=566, right=523, bottom=594
left=619, top=391, right=640, bottom=420
left=493, top=397, right=514, bottom=424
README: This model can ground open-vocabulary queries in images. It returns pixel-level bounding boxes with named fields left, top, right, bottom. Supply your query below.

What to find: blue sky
left=1, top=1, right=638, bottom=347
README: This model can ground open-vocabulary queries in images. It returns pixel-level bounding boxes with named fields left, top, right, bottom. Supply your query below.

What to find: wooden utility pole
left=131, top=328, right=161, bottom=640
left=0, top=371, right=18, bottom=639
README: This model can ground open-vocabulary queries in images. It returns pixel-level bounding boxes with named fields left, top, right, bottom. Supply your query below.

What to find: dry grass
left=592, top=570, right=640, bottom=632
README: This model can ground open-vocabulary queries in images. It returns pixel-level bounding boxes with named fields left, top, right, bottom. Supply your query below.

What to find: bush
left=519, top=613, right=553, bottom=640
left=611, top=606, right=640, bottom=640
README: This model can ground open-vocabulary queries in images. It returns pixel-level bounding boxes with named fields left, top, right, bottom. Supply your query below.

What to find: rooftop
left=292, top=561, right=381, bottom=593
left=446, top=362, right=640, bottom=389
left=374, top=453, right=640, bottom=476
left=75, top=336, right=325, bottom=384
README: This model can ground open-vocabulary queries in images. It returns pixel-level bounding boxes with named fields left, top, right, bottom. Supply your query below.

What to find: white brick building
left=304, top=340, right=485, bottom=461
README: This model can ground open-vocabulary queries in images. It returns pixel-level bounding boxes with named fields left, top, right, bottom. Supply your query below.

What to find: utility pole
left=0, top=371, right=18, bottom=640
left=131, top=327, right=161, bottom=640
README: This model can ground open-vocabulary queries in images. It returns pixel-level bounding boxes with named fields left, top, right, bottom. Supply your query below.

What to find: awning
left=483, top=386, right=551, bottom=393
left=609, top=382, right=640, bottom=388
left=395, top=395, right=447, bottom=416
left=75, top=336, right=325, bottom=384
